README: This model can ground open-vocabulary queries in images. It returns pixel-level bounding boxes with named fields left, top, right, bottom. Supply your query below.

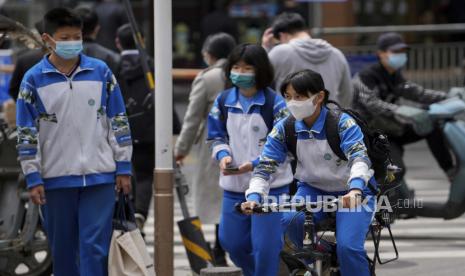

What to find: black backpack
left=284, top=101, right=396, bottom=192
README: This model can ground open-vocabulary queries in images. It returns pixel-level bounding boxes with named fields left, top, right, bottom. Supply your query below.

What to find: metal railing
left=312, top=23, right=465, bottom=36
left=341, top=42, right=465, bottom=91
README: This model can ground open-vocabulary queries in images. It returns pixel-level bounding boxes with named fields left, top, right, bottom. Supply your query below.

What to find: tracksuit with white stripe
left=16, top=54, right=132, bottom=276
left=247, top=106, right=376, bottom=276
left=207, top=87, right=293, bottom=276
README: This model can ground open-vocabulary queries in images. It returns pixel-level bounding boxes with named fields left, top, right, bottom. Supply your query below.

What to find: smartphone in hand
left=224, top=164, right=239, bottom=172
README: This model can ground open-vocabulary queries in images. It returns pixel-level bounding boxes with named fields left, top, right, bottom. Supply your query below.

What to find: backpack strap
left=218, top=89, right=231, bottom=123
left=325, top=108, right=347, bottom=161
left=260, top=88, right=277, bottom=132
left=284, top=115, right=297, bottom=159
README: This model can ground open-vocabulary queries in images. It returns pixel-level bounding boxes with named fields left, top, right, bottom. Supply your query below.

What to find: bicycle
left=0, top=116, right=53, bottom=276
left=235, top=196, right=399, bottom=276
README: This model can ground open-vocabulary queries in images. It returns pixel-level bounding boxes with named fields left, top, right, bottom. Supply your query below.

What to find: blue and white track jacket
left=16, top=54, right=132, bottom=190
left=207, top=87, right=293, bottom=193
left=247, top=106, right=374, bottom=199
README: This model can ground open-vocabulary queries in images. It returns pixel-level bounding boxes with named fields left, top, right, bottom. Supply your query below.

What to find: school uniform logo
left=324, top=153, right=332, bottom=160
left=88, top=99, right=95, bottom=106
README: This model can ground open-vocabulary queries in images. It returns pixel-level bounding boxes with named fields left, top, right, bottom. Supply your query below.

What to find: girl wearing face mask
left=243, top=69, right=377, bottom=276
left=207, top=43, right=293, bottom=276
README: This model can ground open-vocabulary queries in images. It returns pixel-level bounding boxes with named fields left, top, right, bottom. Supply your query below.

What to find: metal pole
left=154, top=0, right=174, bottom=275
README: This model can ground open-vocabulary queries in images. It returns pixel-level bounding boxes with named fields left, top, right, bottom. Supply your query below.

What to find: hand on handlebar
left=394, top=105, right=433, bottom=136
left=448, top=87, right=465, bottom=100
left=342, top=189, right=362, bottom=209
left=241, top=201, right=259, bottom=215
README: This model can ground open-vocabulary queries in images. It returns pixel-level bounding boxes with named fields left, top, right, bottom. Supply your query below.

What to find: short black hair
left=116, top=23, right=136, bottom=50
left=280, top=69, right=330, bottom=103
left=224, top=43, right=274, bottom=90
left=202, top=32, right=236, bottom=60
left=34, top=20, right=45, bottom=35
left=74, top=7, right=99, bottom=38
left=43, top=8, right=82, bottom=35
left=271, top=12, right=306, bottom=40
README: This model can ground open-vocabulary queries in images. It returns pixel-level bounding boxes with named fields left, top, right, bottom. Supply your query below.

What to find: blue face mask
left=387, top=53, right=407, bottom=70
left=230, top=71, right=256, bottom=89
left=54, top=40, right=83, bottom=60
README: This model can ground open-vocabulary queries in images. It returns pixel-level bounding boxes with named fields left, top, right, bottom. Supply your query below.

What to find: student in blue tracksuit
left=16, top=8, right=132, bottom=276
left=242, top=69, right=377, bottom=276
left=207, top=43, right=293, bottom=276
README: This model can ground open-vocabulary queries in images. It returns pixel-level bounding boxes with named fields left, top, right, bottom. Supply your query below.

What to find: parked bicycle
left=0, top=115, right=52, bottom=276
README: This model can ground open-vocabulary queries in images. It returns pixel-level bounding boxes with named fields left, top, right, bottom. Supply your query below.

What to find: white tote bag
left=108, top=194, right=155, bottom=276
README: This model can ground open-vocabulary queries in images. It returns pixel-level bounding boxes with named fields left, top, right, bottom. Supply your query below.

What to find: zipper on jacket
left=48, top=67, right=93, bottom=187
left=65, top=70, right=86, bottom=184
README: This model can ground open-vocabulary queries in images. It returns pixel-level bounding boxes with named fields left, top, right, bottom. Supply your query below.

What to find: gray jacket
left=268, top=38, right=353, bottom=107
left=175, top=59, right=227, bottom=156
left=174, top=59, right=227, bottom=224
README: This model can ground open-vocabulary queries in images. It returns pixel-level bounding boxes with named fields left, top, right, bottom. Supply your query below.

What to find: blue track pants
left=282, top=183, right=376, bottom=276
left=219, top=186, right=288, bottom=276
left=41, top=183, right=115, bottom=276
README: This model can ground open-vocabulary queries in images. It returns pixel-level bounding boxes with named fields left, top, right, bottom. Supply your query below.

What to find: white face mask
left=287, top=95, right=318, bottom=120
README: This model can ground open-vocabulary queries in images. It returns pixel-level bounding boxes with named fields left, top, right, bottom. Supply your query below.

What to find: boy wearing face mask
left=354, top=32, right=454, bottom=200
left=207, top=43, right=292, bottom=276
left=16, top=8, right=132, bottom=276
left=243, top=69, right=377, bottom=276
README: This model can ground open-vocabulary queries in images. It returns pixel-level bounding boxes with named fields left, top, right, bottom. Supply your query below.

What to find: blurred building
left=0, top=0, right=463, bottom=69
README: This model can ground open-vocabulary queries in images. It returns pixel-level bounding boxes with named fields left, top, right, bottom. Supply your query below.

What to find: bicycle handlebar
left=234, top=199, right=340, bottom=215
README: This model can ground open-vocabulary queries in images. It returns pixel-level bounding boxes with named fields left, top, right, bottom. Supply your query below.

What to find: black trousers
left=389, top=125, right=454, bottom=198
left=132, top=144, right=154, bottom=218
left=390, top=125, right=454, bottom=176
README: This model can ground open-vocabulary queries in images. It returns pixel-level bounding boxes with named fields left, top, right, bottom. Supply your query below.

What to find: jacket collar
left=212, top=58, right=226, bottom=68
left=224, top=86, right=266, bottom=110
left=41, top=53, right=94, bottom=74
left=295, top=106, right=328, bottom=134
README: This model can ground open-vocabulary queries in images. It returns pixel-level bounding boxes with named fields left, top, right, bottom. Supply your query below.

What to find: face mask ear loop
left=44, top=34, right=56, bottom=52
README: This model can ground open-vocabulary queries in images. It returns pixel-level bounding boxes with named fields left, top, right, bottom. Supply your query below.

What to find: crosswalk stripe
left=375, top=250, right=465, bottom=259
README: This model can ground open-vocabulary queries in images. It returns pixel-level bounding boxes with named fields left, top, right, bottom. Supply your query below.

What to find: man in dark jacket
left=354, top=32, right=455, bottom=202
left=94, top=0, right=128, bottom=52
left=9, top=21, right=46, bottom=101
left=9, top=49, right=44, bottom=100
left=116, top=24, right=181, bottom=228
left=75, top=7, right=120, bottom=73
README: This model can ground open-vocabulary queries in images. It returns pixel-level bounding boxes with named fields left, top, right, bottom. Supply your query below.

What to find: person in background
left=207, top=43, right=292, bottom=276
left=115, top=23, right=181, bottom=230
left=74, top=7, right=120, bottom=73
left=261, top=12, right=353, bottom=107
left=16, top=8, right=132, bottom=276
left=94, top=0, right=128, bottom=52
left=175, top=32, right=236, bottom=265
left=353, top=32, right=455, bottom=202
left=201, top=0, right=238, bottom=43
left=9, top=21, right=47, bottom=101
